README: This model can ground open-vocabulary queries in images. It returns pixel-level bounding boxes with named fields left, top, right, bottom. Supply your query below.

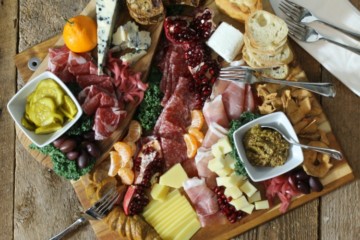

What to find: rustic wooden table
left=1, top=0, right=359, bottom=239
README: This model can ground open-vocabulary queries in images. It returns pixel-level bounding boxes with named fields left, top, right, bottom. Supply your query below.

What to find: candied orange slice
left=109, top=151, right=121, bottom=177
left=118, top=168, right=135, bottom=185
left=123, top=120, right=142, bottom=143
left=113, top=142, right=132, bottom=163
left=184, top=133, right=199, bottom=159
left=188, top=127, right=204, bottom=144
left=190, top=110, right=205, bottom=129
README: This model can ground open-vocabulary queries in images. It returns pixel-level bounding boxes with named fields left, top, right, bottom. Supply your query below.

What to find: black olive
left=66, top=151, right=79, bottom=161
left=309, top=177, right=323, bottom=192
left=53, top=136, right=67, bottom=148
left=295, top=169, right=310, bottom=181
left=86, top=142, right=100, bottom=158
left=77, top=151, right=90, bottom=169
left=59, top=139, right=77, bottom=153
left=296, top=180, right=311, bottom=194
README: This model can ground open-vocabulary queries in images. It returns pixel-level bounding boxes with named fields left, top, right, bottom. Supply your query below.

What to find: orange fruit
left=108, top=151, right=121, bottom=177
left=188, top=127, right=204, bottom=144
left=123, top=120, right=142, bottom=143
left=113, top=141, right=133, bottom=164
left=124, top=141, right=137, bottom=157
left=63, top=15, right=97, bottom=53
left=190, top=110, right=205, bottom=129
left=118, top=168, right=135, bottom=185
left=183, top=133, right=199, bottom=159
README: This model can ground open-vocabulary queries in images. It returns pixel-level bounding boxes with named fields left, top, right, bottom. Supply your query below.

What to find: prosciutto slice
left=183, top=178, right=220, bottom=227
left=195, top=147, right=217, bottom=189
left=222, top=81, right=246, bottom=120
left=203, top=95, right=229, bottom=128
left=202, top=122, right=229, bottom=149
left=93, top=107, right=127, bottom=140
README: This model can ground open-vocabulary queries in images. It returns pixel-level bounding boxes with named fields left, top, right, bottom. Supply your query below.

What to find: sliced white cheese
left=214, top=167, right=232, bottom=177
left=96, top=0, right=120, bottom=75
left=239, top=180, right=257, bottom=198
left=120, top=50, right=147, bottom=65
left=207, top=156, right=226, bottom=172
left=211, top=136, right=232, bottom=158
left=241, top=203, right=255, bottom=214
left=229, top=196, right=249, bottom=211
left=206, top=22, right=244, bottom=62
left=224, top=186, right=243, bottom=199
left=224, top=154, right=236, bottom=170
left=255, top=200, right=270, bottom=210
left=248, top=191, right=261, bottom=203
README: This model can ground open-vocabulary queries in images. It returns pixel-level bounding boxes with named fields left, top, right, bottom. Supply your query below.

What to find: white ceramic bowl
left=7, top=71, right=82, bottom=147
left=233, top=112, right=303, bottom=182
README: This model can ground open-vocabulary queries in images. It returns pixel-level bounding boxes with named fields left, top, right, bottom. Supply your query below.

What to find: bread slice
left=126, top=0, right=165, bottom=25
left=243, top=34, right=286, bottom=55
left=215, top=0, right=262, bottom=22
left=261, top=65, right=289, bottom=79
left=247, top=43, right=294, bottom=66
left=245, top=10, right=288, bottom=50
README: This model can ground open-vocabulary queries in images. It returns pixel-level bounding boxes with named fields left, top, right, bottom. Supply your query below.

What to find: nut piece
left=302, top=141, right=333, bottom=178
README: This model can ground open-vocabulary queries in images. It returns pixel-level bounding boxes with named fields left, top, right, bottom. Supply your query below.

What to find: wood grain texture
left=0, top=1, right=18, bottom=240
left=4, top=0, right=360, bottom=240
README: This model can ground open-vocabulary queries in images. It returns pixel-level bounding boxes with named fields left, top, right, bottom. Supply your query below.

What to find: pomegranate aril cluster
left=127, top=186, right=149, bottom=215
left=214, top=186, right=245, bottom=223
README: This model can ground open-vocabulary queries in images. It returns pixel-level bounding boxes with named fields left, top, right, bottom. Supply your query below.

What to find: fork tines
left=279, top=0, right=303, bottom=21
left=284, top=18, right=307, bottom=40
left=91, top=188, right=119, bottom=218
left=219, top=68, right=247, bottom=82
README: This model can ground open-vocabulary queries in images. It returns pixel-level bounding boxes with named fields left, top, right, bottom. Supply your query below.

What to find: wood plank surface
left=0, top=1, right=18, bottom=240
left=1, top=0, right=359, bottom=239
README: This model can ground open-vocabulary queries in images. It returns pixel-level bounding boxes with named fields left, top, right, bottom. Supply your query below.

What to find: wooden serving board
left=14, top=0, right=355, bottom=239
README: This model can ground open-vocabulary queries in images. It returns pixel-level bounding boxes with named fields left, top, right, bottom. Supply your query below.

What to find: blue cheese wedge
left=127, top=31, right=151, bottom=50
left=206, top=22, right=244, bottom=62
left=96, top=0, right=120, bottom=75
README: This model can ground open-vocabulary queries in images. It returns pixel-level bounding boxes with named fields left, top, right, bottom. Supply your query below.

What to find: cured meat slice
left=160, top=137, right=188, bottom=169
left=68, top=61, right=97, bottom=76
left=93, top=107, right=127, bottom=140
left=198, top=212, right=228, bottom=227
left=203, top=95, right=229, bottom=128
left=222, top=81, right=246, bottom=120
left=76, top=75, right=115, bottom=94
left=183, top=177, right=220, bottom=227
left=210, top=79, right=231, bottom=99
left=195, top=147, right=217, bottom=189
left=202, top=122, right=229, bottom=149
left=181, top=158, right=198, bottom=178
left=244, top=84, right=255, bottom=112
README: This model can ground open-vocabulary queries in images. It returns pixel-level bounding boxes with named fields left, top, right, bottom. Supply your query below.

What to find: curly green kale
left=228, top=112, right=261, bottom=176
left=29, top=143, right=95, bottom=180
left=66, top=114, right=93, bottom=136
left=135, top=67, right=163, bottom=132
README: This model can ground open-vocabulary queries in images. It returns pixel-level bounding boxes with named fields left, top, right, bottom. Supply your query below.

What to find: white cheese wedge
left=255, top=200, right=270, bottom=210
left=120, top=50, right=147, bottom=65
left=248, top=191, right=261, bottom=203
left=224, top=186, right=243, bottom=199
left=241, top=203, right=255, bottom=214
left=206, top=22, right=244, bottom=62
left=112, top=26, right=127, bottom=46
left=96, top=0, right=120, bottom=75
left=229, top=196, right=249, bottom=211
left=239, top=180, right=257, bottom=198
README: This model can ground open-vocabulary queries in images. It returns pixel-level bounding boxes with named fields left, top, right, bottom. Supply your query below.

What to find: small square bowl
left=233, top=112, right=303, bottom=182
left=7, top=71, right=82, bottom=147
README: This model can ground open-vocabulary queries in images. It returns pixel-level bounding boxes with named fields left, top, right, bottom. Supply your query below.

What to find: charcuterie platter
left=13, top=0, right=355, bottom=239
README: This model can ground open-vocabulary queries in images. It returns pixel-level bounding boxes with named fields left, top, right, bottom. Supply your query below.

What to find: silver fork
left=219, top=68, right=336, bottom=97
left=279, top=0, right=360, bottom=40
left=49, top=188, right=119, bottom=240
left=285, top=18, right=360, bottom=55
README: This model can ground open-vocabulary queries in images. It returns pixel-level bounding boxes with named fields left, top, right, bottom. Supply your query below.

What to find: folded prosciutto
left=183, top=177, right=227, bottom=227
left=203, top=95, right=229, bottom=128
left=195, top=147, right=217, bottom=189
left=222, top=81, right=246, bottom=120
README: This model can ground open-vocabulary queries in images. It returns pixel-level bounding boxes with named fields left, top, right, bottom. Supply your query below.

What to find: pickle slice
left=28, top=97, right=57, bottom=126
left=21, top=116, right=36, bottom=130
left=60, top=95, right=78, bottom=119
left=32, top=79, right=64, bottom=106
left=35, top=123, right=62, bottom=134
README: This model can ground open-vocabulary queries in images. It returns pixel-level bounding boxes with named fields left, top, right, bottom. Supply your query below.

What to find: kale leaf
left=66, top=114, right=93, bottom=136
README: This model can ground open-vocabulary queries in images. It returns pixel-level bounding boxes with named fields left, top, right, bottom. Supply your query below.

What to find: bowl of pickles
left=7, top=71, right=82, bottom=147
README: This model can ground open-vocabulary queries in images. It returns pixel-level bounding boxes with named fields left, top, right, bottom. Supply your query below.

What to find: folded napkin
left=270, top=0, right=360, bottom=96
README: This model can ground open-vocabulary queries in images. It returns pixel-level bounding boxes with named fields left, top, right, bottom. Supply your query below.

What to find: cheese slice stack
left=96, top=0, right=120, bottom=75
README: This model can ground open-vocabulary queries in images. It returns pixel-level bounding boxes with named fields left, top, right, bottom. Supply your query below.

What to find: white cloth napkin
left=270, top=0, right=360, bottom=96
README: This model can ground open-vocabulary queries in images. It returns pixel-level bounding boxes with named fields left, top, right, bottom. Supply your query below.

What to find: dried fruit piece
left=302, top=141, right=333, bottom=178
left=184, top=133, right=199, bottom=158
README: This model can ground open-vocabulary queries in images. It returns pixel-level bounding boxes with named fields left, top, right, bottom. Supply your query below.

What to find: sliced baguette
left=126, top=0, right=165, bottom=25
left=215, top=0, right=262, bottom=22
left=245, top=10, right=288, bottom=50
left=243, top=34, right=286, bottom=55
left=247, top=43, right=294, bottom=66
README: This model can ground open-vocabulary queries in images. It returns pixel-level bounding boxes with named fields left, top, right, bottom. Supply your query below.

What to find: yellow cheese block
left=149, top=196, right=185, bottom=226
left=150, top=183, right=170, bottom=202
left=159, top=163, right=188, bottom=188
left=143, top=189, right=180, bottom=218
left=173, top=217, right=202, bottom=240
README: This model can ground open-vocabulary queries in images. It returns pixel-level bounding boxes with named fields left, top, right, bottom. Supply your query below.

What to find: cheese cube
left=216, top=175, right=239, bottom=188
left=207, top=156, right=226, bottom=172
left=224, top=154, right=236, bottom=170
left=241, top=204, right=255, bottom=214
left=150, top=183, right=170, bottom=202
left=224, top=186, right=243, bottom=199
left=239, top=180, right=257, bottom=198
left=255, top=200, right=270, bottom=210
left=206, top=22, right=244, bottom=62
left=212, top=137, right=232, bottom=158
left=159, top=164, right=188, bottom=188
left=230, top=172, right=246, bottom=186
left=248, top=191, right=261, bottom=203
left=229, top=196, right=249, bottom=210
left=215, top=167, right=233, bottom=177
